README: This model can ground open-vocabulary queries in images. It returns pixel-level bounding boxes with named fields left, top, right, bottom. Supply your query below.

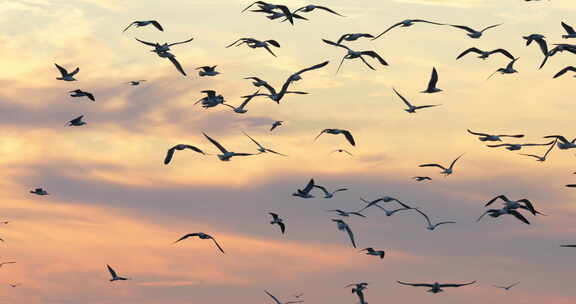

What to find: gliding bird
left=419, top=153, right=464, bottom=176
left=393, top=88, right=441, bottom=113
left=397, top=281, right=476, bottom=293
left=315, top=128, right=356, bottom=146
left=164, top=144, right=206, bottom=165
left=203, top=133, right=254, bottom=161
left=332, top=219, right=357, bottom=248
left=123, top=20, right=163, bottom=32
left=173, top=232, right=226, bottom=254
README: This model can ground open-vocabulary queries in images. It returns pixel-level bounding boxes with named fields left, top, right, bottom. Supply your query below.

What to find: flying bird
left=553, top=66, right=576, bottom=78
left=241, top=2, right=295, bottom=25
left=106, top=265, right=130, bottom=281
left=421, top=67, right=442, bottom=93
left=413, top=176, right=432, bottom=182
left=313, top=185, right=347, bottom=198
left=69, top=89, right=95, bottom=101
left=331, top=149, right=353, bottom=156
left=494, top=282, right=519, bottom=290
left=322, top=39, right=388, bottom=73
left=414, top=208, right=456, bottom=230
left=449, top=23, right=503, bottom=38
left=336, top=33, right=374, bottom=44
left=123, top=20, right=163, bottom=32
left=268, top=213, right=285, bottom=234
left=292, top=179, right=316, bottom=198
left=332, top=219, right=357, bottom=248
left=467, top=129, right=524, bottom=141
left=127, top=80, right=146, bottom=86
left=561, top=21, right=576, bottom=39
left=477, top=207, right=531, bottom=225
left=486, top=141, right=554, bottom=151
left=195, top=90, right=225, bottom=109
left=360, top=247, right=385, bottom=259
left=397, top=281, right=476, bottom=293
left=456, top=47, right=515, bottom=61
left=419, top=153, right=464, bottom=176
left=523, top=34, right=548, bottom=58
left=518, top=139, right=555, bottom=162
left=372, top=19, right=444, bottom=40
left=223, top=90, right=261, bottom=114
left=30, top=188, right=49, bottom=195
left=270, top=121, right=283, bottom=131
left=543, top=135, right=576, bottom=149
left=135, top=37, right=194, bottom=54
left=293, top=5, right=345, bottom=17
left=164, top=144, right=206, bottom=165
left=196, top=66, right=220, bottom=77
left=326, top=209, right=366, bottom=218
left=487, top=58, right=520, bottom=79
left=539, top=44, right=576, bottom=69
left=392, top=88, right=441, bottom=113
left=226, top=38, right=281, bottom=57
left=264, top=290, right=304, bottom=304
left=315, top=128, right=356, bottom=146
left=173, top=232, right=225, bottom=254
left=203, top=132, right=253, bottom=161
left=485, top=195, right=543, bottom=216
left=66, top=115, right=86, bottom=127
left=243, top=132, right=287, bottom=156
left=55, top=63, right=79, bottom=81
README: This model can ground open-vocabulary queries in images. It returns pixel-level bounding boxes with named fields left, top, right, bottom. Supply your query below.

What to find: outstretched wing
left=54, top=63, right=67, bottom=77
left=210, top=237, right=226, bottom=254
left=456, top=47, right=484, bottom=59
left=490, top=48, right=515, bottom=60
left=341, top=130, right=356, bottom=146
left=150, top=20, right=164, bottom=31
left=509, top=210, right=530, bottom=225
left=561, top=21, right=575, bottom=35
left=553, top=66, right=576, bottom=78
left=203, top=133, right=228, bottom=153
left=164, top=147, right=176, bottom=165
left=397, top=281, right=433, bottom=287
left=106, top=265, right=117, bottom=278
left=426, top=67, right=439, bottom=91
left=440, top=281, right=476, bottom=288
left=168, top=37, right=194, bottom=47
left=265, top=290, right=282, bottom=304
left=134, top=37, right=158, bottom=47
left=419, top=163, right=447, bottom=170
left=392, top=88, right=412, bottom=108
left=168, top=56, right=187, bottom=76
left=467, top=129, right=489, bottom=136
left=122, top=22, right=136, bottom=32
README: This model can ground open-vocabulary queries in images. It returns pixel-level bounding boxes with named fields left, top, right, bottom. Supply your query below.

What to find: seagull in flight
left=413, top=176, right=432, bottom=182
left=477, top=207, right=531, bottom=225
left=226, top=38, right=281, bottom=57
left=419, top=153, right=464, bottom=176
left=241, top=2, right=295, bottom=25
left=392, top=88, right=441, bottom=113
left=195, top=90, right=225, bottom=109
left=543, top=135, right=576, bottom=149
left=523, top=34, right=548, bottom=58
left=203, top=133, right=253, bottom=161
left=55, top=63, right=79, bottom=81
left=518, top=139, right=555, bottom=162
left=336, top=33, right=374, bottom=44
left=66, top=115, right=86, bottom=127
left=127, top=80, right=146, bottom=86
left=270, top=121, right=283, bottom=131
left=360, top=248, right=385, bottom=259
left=467, top=129, right=524, bottom=141
left=359, top=198, right=413, bottom=216
left=293, top=5, right=345, bottom=17
left=372, top=19, right=444, bottom=40
left=561, top=21, right=576, bottom=39
left=315, top=129, right=356, bottom=146
left=265, top=290, right=304, bottom=304
left=322, top=39, right=388, bottom=73
left=539, top=44, right=576, bottom=69
left=397, top=281, right=476, bottom=293
left=553, top=66, right=576, bottom=78
left=487, top=58, right=520, bottom=79
left=292, top=178, right=316, bottom=198
left=421, top=67, right=442, bottom=93
left=30, top=188, right=49, bottom=195
left=106, top=265, right=130, bottom=281
left=331, top=149, right=353, bottom=156
left=486, top=141, right=554, bottom=151
left=123, top=20, right=163, bottom=32
left=313, top=185, right=347, bottom=198
left=494, top=282, right=519, bottom=290
left=326, top=209, right=366, bottom=218
left=456, top=47, right=515, bottom=61
left=243, top=132, right=287, bottom=156
left=196, top=66, right=220, bottom=77
left=223, top=90, right=261, bottom=114
left=414, top=208, right=456, bottom=230
left=332, top=219, right=357, bottom=248
left=245, top=61, right=329, bottom=103
left=485, top=195, right=544, bottom=216
left=164, top=144, right=206, bottom=165
left=269, top=213, right=285, bottom=234
left=173, top=232, right=225, bottom=253
left=69, top=89, right=95, bottom=101
left=449, top=23, right=503, bottom=38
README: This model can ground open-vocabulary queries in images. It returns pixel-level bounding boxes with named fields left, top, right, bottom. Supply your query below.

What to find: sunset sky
left=1, top=0, right=576, bottom=303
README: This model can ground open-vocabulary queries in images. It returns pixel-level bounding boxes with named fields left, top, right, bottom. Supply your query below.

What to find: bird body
left=292, top=179, right=316, bottom=198
left=332, top=219, right=356, bottom=248
left=398, top=281, right=476, bottom=293
left=269, top=212, right=285, bottom=234
left=30, top=188, right=49, bottom=195
left=55, top=63, right=79, bottom=81
left=69, top=89, right=95, bottom=101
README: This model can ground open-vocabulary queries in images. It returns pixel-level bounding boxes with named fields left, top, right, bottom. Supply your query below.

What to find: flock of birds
left=9, top=0, right=576, bottom=302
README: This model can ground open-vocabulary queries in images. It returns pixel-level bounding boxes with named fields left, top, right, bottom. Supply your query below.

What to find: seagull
left=477, top=207, right=530, bottom=225
left=332, top=219, right=356, bottom=248
left=135, top=37, right=194, bottom=54
left=30, top=188, right=49, bottom=195
left=270, top=121, right=283, bottom=131
left=243, top=132, right=287, bottom=156
left=223, top=90, right=261, bottom=114
left=372, top=19, right=444, bottom=40
left=69, top=89, right=95, bottom=101
left=66, top=115, right=86, bottom=127
left=265, top=290, right=304, bottom=304
left=360, top=247, right=385, bottom=259
left=315, top=129, right=356, bottom=146
left=456, top=47, right=515, bottom=60
left=485, top=195, right=543, bottom=216
left=392, top=88, right=441, bottom=113
left=413, top=176, right=432, bottom=182
left=155, top=51, right=187, bottom=76
left=553, top=66, right=576, bottom=78
left=226, top=38, right=281, bottom=57
left=293, top=5, right=345, bottom=17
left=336, top=33, right=374, bottom=44
left=196, top=66, right=220, bottom=77
left=203, top=132, right=253, bottom=161
left=539, top=44, right=576, bottom=69
left=8, top=283, right=21, bottom=288
left=313, top=185, right=347, bottom=198
left=106, top=265, right=130, bottom=281
left=561, top=21, right=576, bottom=39
left=173, top=232, right=225, bottom=253
left=123, top=20, right=163, bottom=32
left=331, top=149, right=353, bottom=156
left=269, top=212, right=285, bottom=234
left=292, top=179, right=316, bottom=198
left=414, top=208, right=456, bottom=230
left=421, top=67, right=442, bottom=93
left=322, top=39, right=388, bottom=73
left=419, top=153, right=464, bottom=176
left=449, top=23, right=503, bottom=38
left=0, top=262, right=16, bottom=268
left=195, top=90, right=225, bottom=109
left=397, top=281, right=476, bottom=293
left=164, top=144, right=206, bottom=165
left=486, top=141, right=554, bottom=151
left=54, top=63, right=79, bottom=81
left=326, top=209, right=366, bottom=218
left=494, top=282, right=519, bottom=290
left=359, top=198, right=413, bottom=216
left=523, top=34, right=548, bottom=57
left=467, top=129, right=524, bottom=141
left=244, top=61, right=329, bottom=103
left=487, top=58, right=520, bottom=79
left=241, top=2, right=294, bottom=25
left=518, top=139, right=555, bottom=162
left=543, top=135, right=576, bottom=149
left=127, top=80, right=146, bottom=86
